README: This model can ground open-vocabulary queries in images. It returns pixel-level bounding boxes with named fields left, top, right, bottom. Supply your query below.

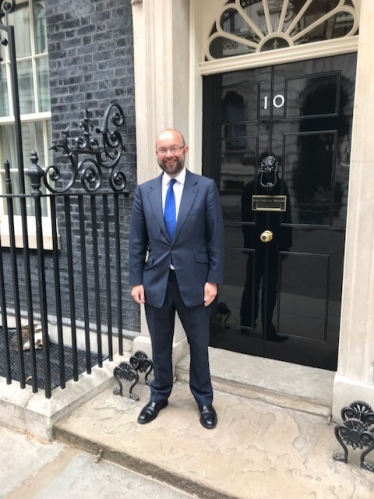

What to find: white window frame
left=0, top=0, right=54, bottom=249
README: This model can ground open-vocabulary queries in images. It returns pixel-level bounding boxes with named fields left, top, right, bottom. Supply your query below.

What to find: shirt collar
left=163, top=167, right=186, bottom=187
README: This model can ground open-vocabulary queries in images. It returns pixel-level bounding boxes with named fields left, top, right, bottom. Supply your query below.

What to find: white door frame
left=131, top=0, right=374, bottom=420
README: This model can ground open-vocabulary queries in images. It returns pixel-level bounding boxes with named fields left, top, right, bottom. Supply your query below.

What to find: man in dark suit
left=129, top=129, right=224, bottom=429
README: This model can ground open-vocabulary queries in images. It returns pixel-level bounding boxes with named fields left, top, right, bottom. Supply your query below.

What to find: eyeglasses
left=156, top=145, right=185, bottom=155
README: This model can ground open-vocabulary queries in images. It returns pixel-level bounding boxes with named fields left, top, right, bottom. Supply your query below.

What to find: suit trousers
left=144, top=269, right=213, bottom=406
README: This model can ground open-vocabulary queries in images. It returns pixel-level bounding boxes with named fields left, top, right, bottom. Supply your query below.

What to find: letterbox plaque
left=252, top=195, right=287, bottom=212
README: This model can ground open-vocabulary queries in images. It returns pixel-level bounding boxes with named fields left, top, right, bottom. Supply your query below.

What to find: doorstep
left=176, top=348, right=334, bottom=420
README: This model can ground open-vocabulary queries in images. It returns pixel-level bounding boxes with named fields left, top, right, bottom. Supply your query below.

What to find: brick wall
left=43, top=0, right=139, bottom=335
left=0, top=0, right=140, bottom=345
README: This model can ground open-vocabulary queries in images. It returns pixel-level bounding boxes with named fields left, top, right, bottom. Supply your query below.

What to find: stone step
left=176, top=348, right=334, bottom=420
left=52, top=378, right=370, bottom=499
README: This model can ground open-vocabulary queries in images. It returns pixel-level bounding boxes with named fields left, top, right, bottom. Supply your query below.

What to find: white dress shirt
left=162, top=167, right=186, bottom=220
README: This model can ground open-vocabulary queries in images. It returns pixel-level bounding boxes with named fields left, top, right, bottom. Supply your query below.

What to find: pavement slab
left=0, top=426, right=64, bottom=497
left=0, top=425, right=195, bottom=499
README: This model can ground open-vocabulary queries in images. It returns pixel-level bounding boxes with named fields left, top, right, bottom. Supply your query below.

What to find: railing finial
left=26, top=151, right=44, bottom=195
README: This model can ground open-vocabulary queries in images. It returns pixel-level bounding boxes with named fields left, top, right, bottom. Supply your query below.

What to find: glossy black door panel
left=204, top=53, right=357, bottom=370
left=278, top=252, right=331, bottom=340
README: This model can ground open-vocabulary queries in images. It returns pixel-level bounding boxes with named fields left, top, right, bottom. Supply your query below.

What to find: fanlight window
left=206, top=0, right=359, bottom=60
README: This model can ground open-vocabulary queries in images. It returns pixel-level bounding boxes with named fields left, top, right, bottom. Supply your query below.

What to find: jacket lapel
left=174, top=170, right=198, bottom=242
left=147, top=175, right=169, bottom=239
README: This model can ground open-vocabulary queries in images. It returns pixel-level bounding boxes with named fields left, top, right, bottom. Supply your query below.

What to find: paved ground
left=53, top=381, right=374, bottom=499
left=2, top=349, right=374, bottom=499
left=0, top=424, right=195, bottom=499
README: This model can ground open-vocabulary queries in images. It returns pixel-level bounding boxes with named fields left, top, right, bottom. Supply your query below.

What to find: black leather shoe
left=137, top=400, right=168, bottom=424
left=198, top=405, right=217, bottom=429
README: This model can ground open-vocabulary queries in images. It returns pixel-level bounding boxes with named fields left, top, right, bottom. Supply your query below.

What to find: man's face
left=156, top=131, right=188, bottom=177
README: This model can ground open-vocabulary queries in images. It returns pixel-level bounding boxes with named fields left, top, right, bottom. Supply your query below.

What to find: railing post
left=4, top=160, right=27, bottom=387
left=26, top=151, right=52, bottom=398
left=1, top=0, right=37, bottom=392
left=0, top=1, right=26, bottom=190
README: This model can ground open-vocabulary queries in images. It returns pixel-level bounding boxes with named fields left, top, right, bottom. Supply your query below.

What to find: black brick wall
left=43, top=0, right=139, bottom=335
left=46, top=0, right=136, bottom=144
left=1, top=0, right=140, bottom=341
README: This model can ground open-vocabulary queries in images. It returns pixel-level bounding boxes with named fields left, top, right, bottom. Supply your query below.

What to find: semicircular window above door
left=205, top=0, right=360, bottom=60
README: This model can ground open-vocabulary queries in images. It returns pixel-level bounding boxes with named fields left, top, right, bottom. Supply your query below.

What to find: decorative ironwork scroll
left=0, top=0, right=15, bottom=24
left=333, top=400, right=374, bottom=472
left=129, top=350, right=153, bottom=386
left=0, top=0, right=14, bottom=13
left=113, top=351, right=153, bottom=400
left=113, top=362, right=140, bottom=400
left=45, top=103, right=127, bottom=193
left=0, top=1, right=14, bottom=66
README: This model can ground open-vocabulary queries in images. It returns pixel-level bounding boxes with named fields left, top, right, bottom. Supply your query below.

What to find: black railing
left=0, top=104, right=130, bottom=398
left=1, top=3, right=131, bottom=399
left=1, top=0, right=38, bottom=392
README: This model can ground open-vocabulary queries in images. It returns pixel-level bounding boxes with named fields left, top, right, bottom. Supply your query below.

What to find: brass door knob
left=260, top=230, right=273, bottom=243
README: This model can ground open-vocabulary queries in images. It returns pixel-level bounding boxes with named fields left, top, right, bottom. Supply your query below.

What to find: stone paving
left=2, top=348, right=374, bottom=498
left=53, top=381, right=374, bottom=499
left=0, top=424, right=194, bottom=499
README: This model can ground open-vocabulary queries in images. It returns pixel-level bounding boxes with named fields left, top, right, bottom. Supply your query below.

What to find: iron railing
left=0, top=104, right=130, bottom=398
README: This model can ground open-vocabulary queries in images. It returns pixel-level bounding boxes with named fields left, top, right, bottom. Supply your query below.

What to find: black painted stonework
left=44, top=0, right=139, bottom=333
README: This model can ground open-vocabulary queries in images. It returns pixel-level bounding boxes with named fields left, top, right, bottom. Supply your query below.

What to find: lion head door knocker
left=259, top=155, right=280, bottom=193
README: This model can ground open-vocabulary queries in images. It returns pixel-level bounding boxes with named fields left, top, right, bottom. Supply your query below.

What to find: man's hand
left=131, top=285, right=145, bottom=304
left=204, top=282, right=217, bottom=307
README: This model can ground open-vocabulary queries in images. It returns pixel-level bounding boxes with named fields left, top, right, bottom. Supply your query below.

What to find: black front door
left=203, top=53, right=357, bottom=371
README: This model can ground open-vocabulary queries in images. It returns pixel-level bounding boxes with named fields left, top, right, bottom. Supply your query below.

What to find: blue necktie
left=164, top=178, right=176, bottom=240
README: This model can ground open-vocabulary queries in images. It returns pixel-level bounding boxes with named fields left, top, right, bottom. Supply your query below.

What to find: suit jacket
left=129, top=169, right=224, bottom=308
